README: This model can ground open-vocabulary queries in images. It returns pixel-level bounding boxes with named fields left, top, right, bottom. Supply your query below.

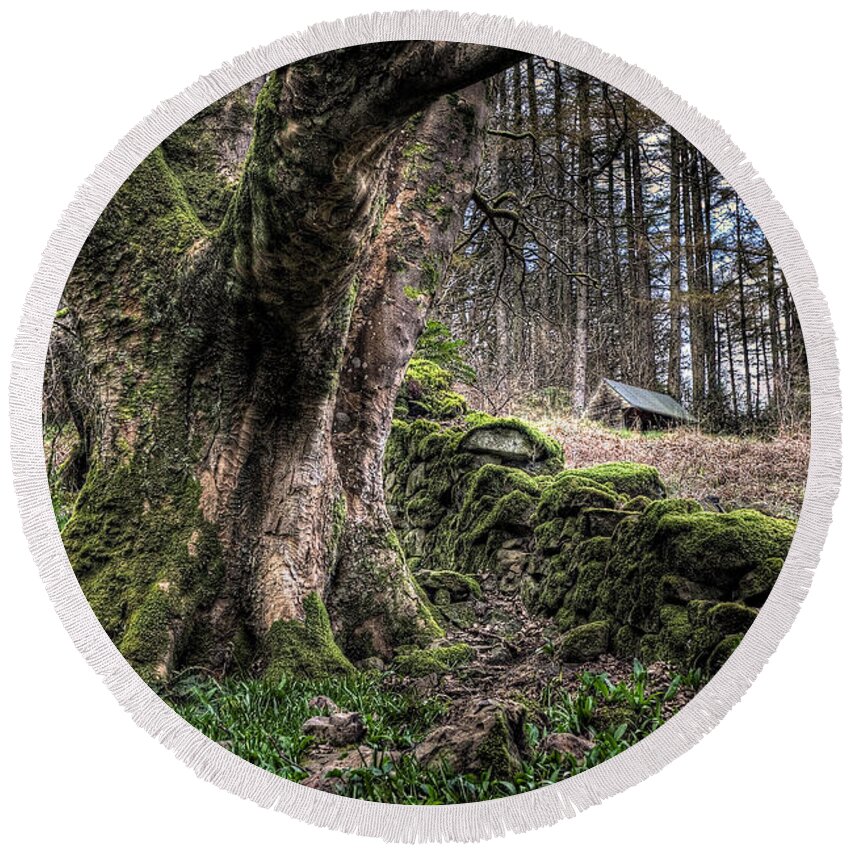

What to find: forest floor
left=526, top=416, right=808, bottom=519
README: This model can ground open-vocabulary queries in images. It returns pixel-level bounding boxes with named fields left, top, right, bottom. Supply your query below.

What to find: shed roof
left=603, top=378, right=694, bottom=421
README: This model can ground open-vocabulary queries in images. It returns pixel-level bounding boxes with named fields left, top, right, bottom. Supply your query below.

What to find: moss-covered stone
left=536, top=473, right=619, bottom=526
left=415, top=700, right=528, bottom=779
left=417, top=569, right=481, bottom=601
left=580, top=507, right=636, bottom=537
left=437, top=601, right=477, bottom=629
left=536, top=569, right=573, bottom=614
left=264, top=593, right=355, bottom=680
left=658, top=574, right=722, bottom=605
left=559, top=621, right=609, bottom=662
left=707, top=633, right=743, bottom=675
left=661, top=509, right=795, bottom=588
left=739, top=558, right=783, bottom=606
left=592, top=701, right=641, bottom=733
left=623, top=495, right=652, bottom=513
left=603, top=499, right=709, bottom=632
left=393, top=642, right=474, bottom=676
left=383, top=409, right=791, bottom=673
left=707, top=602, right=759, bottom=635
left=611, top=624, right=641, bottom=657
left=655, top=604, right=693, bottom=665
left=473, top=704, right=528, bottom=778
left=459, top=416, right=563, bottom=473
left=572, top=560, right=605, bottom=614
left=533, top=518, right=571, bottom=554
left=558, top=462, right=665, bottom=499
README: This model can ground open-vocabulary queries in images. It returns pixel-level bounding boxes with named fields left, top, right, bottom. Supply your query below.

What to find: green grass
left=539, top=659, right=701, bottom=767
left=164, top=661, right=702, bottom=802
left=164, top=671, right=450, bottom=782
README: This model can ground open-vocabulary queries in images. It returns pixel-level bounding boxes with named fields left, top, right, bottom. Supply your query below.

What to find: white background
left=1, top=1, right=847, bottom=846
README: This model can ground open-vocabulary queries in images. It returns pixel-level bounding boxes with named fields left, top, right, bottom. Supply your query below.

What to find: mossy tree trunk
left=56, top=42, right=524, bottom=679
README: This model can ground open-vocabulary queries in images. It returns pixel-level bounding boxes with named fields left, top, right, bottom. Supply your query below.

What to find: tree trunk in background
left=629, top=117, right=655, bottom=388
left=735, top=196, right=754, bottom=420
left=683, top=144, right=706, bottom=415
left=57, top=42, right=525, bottom=678
left=765, top=245, right=783, bottom=419
left=571, top=71, right=591, bottom=413
left=667, top=129, right=682, bottom=398
left=701, top=156, right=721, bottom=419
left=553, top=65, right=572, bottom=384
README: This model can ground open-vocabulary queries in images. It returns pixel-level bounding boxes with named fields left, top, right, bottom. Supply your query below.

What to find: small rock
left=415, top=699, right=529, bottom=779
left=701, top=495, right=725, bottom=512
left=301, top=746, right=399, bottom=792
left=496, top=548, right=528, bottom=570
left=307, top=695, right=339, bottom=713
left=559, top=621, right=610, bottom=662
left=461, top=427, right=535, bottom=463
left=405, top=463, right=428, bottom=496
left=542, top=732, right=593, bottom=761
left=302, top=711, right=366, bottom=746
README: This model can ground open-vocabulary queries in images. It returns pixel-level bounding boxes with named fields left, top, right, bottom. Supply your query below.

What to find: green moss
left=738, top=557, right=783, bottom=605
left=611, top=624, right=641, bottom=657
left=660, top=509, right=795, bottom=588
left=459, top=416, right=563, bottom=474
left=707, top=602, right=758, bottom=634
left=558, top=462, right=665, bottom=499
left=534, top=518, right=571, bottom=553
left=119, top=582, right=175, bottom=667
left=417, top=569, right=481, bottom=601
left=405, top=493, right=446, bottom=530
left=420, top=257, right=442, bottom=294
left=573, top=536, right=612, bottom=564
left=536, top=474, right=619, bottom=526
left=474, top=706, right=527, bottom=779
left=393, top=643, right=474, bottom=677
left=657, top=573, right=721, bottom=604
left=603, top=499, right=704, bottom=631
left=554, top=597, right=581, bottom=632
left=580, top=507, right=636, bottom=537
left=656, top=604, right=693, bottom=665
left=63, top=458, right=224, bottom=682
left=437, top=601, right=477, bottom=629
left=264, top=592, right=355, bottom=680
left=707, top=633, right=743, bottom=675
left=559, top=621, right=610, bottom=662
left=572, top=560, right=605, bottom=614
left=395, top=357, right=468, bottom=422
left=623, top=495, right=652, bottom=512
left=161, top=110, right=242, bottom=228
left=592, top=702, right=641, bottom=733
left=537, top=570, right=573, bottom=614
left=468, top=489, right=537, bottom=543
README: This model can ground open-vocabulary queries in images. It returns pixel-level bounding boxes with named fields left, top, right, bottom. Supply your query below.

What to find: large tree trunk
left=56, top=42, right=524, bottom=679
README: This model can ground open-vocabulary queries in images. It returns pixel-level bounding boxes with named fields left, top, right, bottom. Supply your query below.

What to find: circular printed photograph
left=43, top=42, right=808, bottom=803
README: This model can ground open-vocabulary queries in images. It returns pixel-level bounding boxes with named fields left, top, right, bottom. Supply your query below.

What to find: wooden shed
left=585, top=378, right=694, bottom=431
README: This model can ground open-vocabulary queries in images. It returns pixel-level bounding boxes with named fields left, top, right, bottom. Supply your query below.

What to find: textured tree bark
left=56, top=42, right=525, bottom=678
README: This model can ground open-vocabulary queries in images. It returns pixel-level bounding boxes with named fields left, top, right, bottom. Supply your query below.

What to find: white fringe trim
left=8, top=9, right=840, bottom=843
